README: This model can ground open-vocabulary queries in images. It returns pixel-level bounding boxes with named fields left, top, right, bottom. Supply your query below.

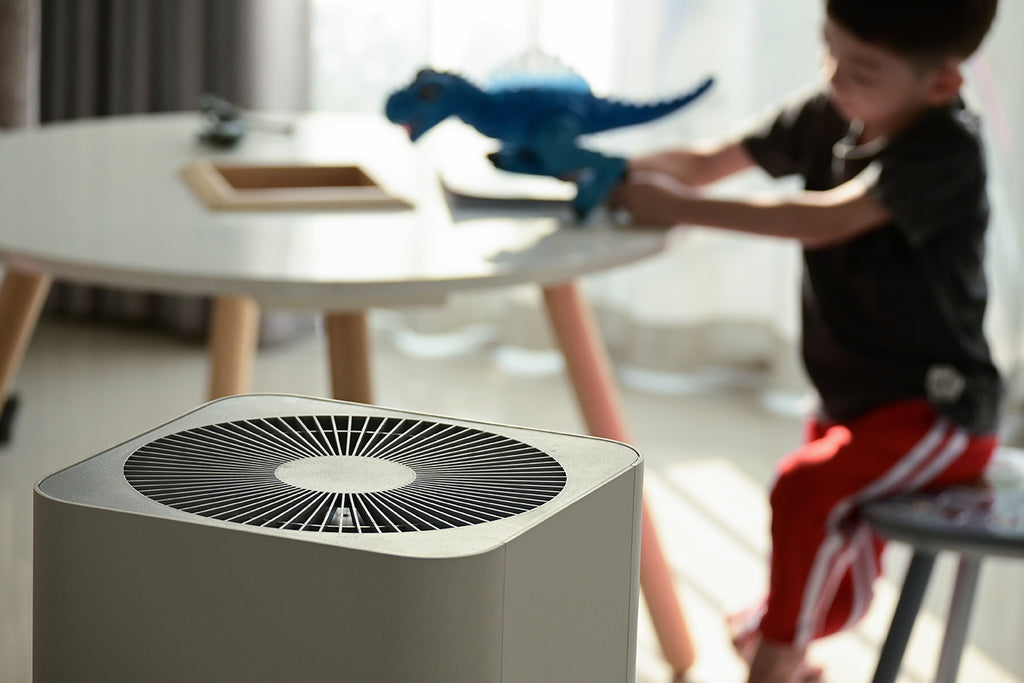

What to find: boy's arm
left=627, top=138, right=755, bottom=187
left=614, top=166, right=890, bottom=248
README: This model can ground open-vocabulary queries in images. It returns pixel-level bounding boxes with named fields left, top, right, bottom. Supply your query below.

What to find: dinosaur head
left=385, top=69, right=474, bottom=142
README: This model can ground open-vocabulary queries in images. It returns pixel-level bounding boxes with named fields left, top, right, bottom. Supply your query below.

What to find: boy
left=611, top=1, right=1002, bottom=682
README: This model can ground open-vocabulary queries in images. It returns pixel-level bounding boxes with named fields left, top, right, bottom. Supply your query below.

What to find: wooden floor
left=2, top=315, right=1022, bottom=682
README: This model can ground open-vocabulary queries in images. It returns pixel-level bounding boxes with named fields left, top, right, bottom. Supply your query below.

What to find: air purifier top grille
left=123, top=414, right=567, bottom=534
left=39, top=394, right=641, bottom=556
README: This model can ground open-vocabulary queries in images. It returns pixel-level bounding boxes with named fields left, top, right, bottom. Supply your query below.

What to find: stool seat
left=862, top=447, right=1024, bottom=683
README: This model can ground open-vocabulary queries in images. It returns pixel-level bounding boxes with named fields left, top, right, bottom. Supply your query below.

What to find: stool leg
left=934, top=555, right=982, bottom=683
left=872, top=550, right=937, bottom=683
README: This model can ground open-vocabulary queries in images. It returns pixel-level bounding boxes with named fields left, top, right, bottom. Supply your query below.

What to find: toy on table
left=197, top=94, right=294, bottom=148
left=198, top=93, right=248, bottom=147
left=384, top=67, right=713, bottom=219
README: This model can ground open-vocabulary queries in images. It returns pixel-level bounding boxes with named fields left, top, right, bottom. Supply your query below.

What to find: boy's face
left=822, top=18, right=956, bottom=137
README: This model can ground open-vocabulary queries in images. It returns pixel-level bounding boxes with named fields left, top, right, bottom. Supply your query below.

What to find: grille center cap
left=275, top=456, right=416, bottom=493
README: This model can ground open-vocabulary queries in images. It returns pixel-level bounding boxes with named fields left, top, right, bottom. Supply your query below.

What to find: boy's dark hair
left=826, top=0, right=997, bottom=62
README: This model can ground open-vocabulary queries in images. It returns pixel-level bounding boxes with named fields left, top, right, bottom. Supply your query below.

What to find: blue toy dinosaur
left=385, top=68, right=714, bottom=219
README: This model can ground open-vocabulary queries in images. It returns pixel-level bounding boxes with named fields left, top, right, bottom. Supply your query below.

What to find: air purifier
left=34, top=394, right=643, bottom=682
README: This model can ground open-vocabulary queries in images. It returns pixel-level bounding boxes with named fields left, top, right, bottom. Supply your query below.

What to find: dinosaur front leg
left=542, top=147, right=627, bottom=220
left=570, top=154, right=627, bottom=219
left=530, top=116, right=627, bottom=219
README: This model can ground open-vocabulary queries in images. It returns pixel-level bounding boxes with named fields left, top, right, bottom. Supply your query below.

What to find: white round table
left=0, top=113, right=663, bottom=397
left=0, top=112, right=695, bottom=674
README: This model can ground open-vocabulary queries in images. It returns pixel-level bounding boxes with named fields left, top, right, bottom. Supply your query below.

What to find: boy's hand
left=609, top=168, right=698, bottom=228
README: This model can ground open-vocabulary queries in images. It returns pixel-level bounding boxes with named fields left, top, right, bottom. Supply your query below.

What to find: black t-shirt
left=743, top=90, right=1002, bottom=433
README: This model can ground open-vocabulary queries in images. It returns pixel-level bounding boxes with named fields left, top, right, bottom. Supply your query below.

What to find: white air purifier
left=34, top=394, right=643, bottom=682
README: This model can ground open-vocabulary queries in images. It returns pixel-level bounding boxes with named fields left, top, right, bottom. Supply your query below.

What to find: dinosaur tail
left=579, top=76, right=714, bottom=134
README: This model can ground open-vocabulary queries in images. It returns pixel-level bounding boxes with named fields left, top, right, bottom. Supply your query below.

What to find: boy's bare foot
left=746, top=639, right=824, bottom=683
left=726, top=605, right=764, bottom=665
left=796, top=661, right=825, bottom=683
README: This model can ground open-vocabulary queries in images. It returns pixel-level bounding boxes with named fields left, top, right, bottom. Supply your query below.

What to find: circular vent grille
left=123, top=415, right=567, bottom=534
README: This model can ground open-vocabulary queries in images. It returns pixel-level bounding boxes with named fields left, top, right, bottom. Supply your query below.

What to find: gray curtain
left=37, top=0, right=315, bottom=345
left=0, top=0, right=37, bottom=128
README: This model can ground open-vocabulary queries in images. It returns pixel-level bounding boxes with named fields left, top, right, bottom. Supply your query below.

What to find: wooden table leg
left=325, top=311, right=373, bottom=404
left=0, top=270, right=50, bottom=395
left=208, top=295, right=260, bottom=400
left=541, top=280, right=696, bottom=676
left=0, top=268, right=51, bottom=398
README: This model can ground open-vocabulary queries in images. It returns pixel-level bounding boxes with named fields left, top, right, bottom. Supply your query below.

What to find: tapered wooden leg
left=208, top=295, right=260, bottom=400
left=542, top=280, right=696, bottom=676
left=0, top=269, right=51, bottom=401
left=325, top=311, right=373, bottom=404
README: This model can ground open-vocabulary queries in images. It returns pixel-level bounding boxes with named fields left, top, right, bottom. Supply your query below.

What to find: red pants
left=756, top=400, right=996, bottom=647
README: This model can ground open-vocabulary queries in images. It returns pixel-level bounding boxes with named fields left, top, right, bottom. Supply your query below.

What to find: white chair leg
left=934, top=554, right=982, bottom=683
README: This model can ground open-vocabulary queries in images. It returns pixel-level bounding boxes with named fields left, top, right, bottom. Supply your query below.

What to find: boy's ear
left=927, top=61, right=964, bottom=105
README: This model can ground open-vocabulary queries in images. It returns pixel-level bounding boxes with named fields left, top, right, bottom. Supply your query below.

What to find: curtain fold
left=37, top=0, right=314, bottom=345
left=0, top=0, right=37, bottom=128
left=39, top=0, right=257, bottom=120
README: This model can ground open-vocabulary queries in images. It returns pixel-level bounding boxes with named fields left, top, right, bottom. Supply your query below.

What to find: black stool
left=862, top=447, right=1024, bottom=683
